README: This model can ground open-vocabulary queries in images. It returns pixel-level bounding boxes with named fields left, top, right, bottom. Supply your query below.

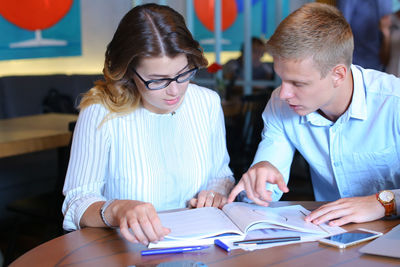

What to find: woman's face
left=133, top=54, right=192, bottom=114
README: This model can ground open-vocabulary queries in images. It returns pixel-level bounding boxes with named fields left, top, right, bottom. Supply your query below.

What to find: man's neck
left=318, top=69, right=354, bottom=122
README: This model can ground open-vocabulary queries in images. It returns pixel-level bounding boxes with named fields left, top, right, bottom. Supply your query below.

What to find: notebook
left=148, top=203, right=344, bottom=248
left=359, top=224, right=400, bottom=258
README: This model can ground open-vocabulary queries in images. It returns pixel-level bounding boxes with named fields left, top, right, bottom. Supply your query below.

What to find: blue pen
left=214, top=239, right=231, bottom=252
left=141, top=245, right=209, bottom=256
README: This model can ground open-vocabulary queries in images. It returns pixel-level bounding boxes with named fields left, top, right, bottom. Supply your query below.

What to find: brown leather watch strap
left=376, top=192, right=395, bottom=217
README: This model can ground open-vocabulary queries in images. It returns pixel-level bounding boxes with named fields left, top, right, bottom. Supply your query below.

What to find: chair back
left=227, top=91, right=271, bottom=179
left=240, top=93, right=269, bottom=150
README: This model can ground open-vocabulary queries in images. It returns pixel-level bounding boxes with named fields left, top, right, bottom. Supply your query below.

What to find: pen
left=233, top=236, right=301, bottom=246
left=141, top=245, right=209, bottom=256
left=214, top=239, right=231, bottom=252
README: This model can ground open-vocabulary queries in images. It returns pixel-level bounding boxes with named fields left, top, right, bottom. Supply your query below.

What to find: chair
left=226, top=91, right=314, bottom=201
left=226, top=91, right=271, bottom=180
left=4, top=121, right=76, bottom=265
left=281, top=151, right=315, bottom=201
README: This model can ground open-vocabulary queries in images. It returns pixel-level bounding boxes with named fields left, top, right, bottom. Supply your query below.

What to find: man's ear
left=331, top=64, right=347, bottom=87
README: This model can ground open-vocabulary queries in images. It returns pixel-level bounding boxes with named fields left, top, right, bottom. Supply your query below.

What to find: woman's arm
left=63, top=105, right=170, bottom=245
left=62, top=104, right=111, bottom=231
left=189, top=93, right=235, bottom=208
left=80, top=199, right=170, bottom=245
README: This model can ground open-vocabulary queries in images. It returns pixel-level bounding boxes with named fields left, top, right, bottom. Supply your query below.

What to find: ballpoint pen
left=214, top=239, right=231, bottom=252
left=141, top=245, right=209, bottom=256
left=233, top=236, right=300, bottom=246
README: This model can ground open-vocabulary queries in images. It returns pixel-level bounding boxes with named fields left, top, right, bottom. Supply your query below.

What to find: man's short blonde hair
left=266, top=2, right=353, bottom=77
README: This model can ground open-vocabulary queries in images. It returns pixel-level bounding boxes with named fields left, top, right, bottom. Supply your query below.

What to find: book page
left=157, top=207, right=243, bottom=240
left=148, top=233, right=241, bottom=249
left=216, top=224, right=346, bottom=251
left=223, top=202, right=337, bottom=235
left=215, top=228, right=327, bottom=252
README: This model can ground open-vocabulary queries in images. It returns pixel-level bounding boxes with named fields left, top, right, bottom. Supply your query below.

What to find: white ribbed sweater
left=62, top=83, right=235, bottom=230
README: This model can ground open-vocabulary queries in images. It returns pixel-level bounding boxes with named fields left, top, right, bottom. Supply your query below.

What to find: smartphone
left=318, top=228, right=382, bottom=249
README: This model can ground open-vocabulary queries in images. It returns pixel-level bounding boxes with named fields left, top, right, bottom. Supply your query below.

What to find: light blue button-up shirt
left=253, top=65, right=400, bottom=203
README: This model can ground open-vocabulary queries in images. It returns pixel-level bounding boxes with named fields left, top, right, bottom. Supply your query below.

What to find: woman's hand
left=188, top=190, right=227, bottom=209
left=107, top=200, right=170, bottom=245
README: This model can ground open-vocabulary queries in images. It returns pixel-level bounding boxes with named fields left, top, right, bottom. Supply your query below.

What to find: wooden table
left=10, top=202, right=400, bottom=267
left=0, top=113, right=78, bottom=158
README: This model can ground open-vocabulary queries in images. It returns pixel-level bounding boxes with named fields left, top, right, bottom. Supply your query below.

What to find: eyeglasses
left=133, top=67, right=198, bottom=90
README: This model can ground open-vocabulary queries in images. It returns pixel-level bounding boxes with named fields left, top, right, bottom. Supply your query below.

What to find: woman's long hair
left=80, top=4, right=208, bottom=118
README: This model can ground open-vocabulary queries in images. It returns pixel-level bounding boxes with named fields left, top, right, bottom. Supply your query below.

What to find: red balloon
left=0, top=0, right=73, bottom=31
left=194, top=0, right=237, bottom=32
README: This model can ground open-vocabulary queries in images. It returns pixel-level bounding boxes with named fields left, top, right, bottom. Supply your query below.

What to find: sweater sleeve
left=62, top=104, right=111, bottom=231
left=205, top=92, right=235, bottom=196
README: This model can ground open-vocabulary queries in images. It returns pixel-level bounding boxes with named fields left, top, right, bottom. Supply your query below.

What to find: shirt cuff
left=394, top=189, right=400, bottom=217
left=206, top=176, right=235, bottom=197
left=236, top=184, right=282, bottom=203
left=63, top=195, right=105, bottom=231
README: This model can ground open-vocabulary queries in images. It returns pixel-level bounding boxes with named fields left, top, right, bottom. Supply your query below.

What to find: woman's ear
left=331, top=64, right=347, bottom=87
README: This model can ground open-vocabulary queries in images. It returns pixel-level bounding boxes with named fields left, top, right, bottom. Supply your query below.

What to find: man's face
left=274, top=57, right=338, bottom=117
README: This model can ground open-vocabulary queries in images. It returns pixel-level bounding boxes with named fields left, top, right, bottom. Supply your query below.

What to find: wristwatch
left=376, top=190, right=396, bottom=217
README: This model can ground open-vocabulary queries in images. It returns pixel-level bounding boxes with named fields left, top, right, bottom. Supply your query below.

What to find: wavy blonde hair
left=80, top=4, right=208, bottom=121
left=266, top=2, right=353, bottom=78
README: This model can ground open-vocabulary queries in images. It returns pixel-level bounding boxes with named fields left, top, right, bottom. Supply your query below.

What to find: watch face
left=379, top=191, right=394, bottom=202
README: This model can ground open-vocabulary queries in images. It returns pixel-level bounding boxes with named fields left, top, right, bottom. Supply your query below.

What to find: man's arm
left=305, top=189, right=400, bottom=226
left=228, top=89, right=295, bottom=204
left=395, top=189, right=400, bottom=216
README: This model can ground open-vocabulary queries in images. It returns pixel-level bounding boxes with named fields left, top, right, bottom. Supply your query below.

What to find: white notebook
left=149, top=203, right=344, bottom=248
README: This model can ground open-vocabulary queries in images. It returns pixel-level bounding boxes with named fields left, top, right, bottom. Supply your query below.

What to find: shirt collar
left=348, top=65, right=367, bottom=121
left=301, top=64, right=367, bottom=125
left=301, top=111, right=332, bottom=126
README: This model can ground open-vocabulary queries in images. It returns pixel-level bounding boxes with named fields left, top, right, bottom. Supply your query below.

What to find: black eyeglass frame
left=132, top=67, right=198, bottom=90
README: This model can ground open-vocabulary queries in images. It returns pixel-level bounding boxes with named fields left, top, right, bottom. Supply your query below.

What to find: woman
left=62, top=4, right=235, bottom=246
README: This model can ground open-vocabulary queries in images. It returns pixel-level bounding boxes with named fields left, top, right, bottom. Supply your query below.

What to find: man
left=223, top=37, right=274, bottom=82
left=228, top=3, right=400, bottom=227
left=223, top=37, right=274, bottom=100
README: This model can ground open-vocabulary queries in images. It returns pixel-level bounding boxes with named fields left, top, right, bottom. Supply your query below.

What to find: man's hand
left=227, top=161, right=289, bottom=206
left=305, top=195, right=385, bottom=226
left=188, top=190, right=227, bottom=209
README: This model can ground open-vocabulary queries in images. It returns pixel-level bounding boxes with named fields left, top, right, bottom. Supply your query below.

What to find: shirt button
left=333, top=161, right=341, bottom=167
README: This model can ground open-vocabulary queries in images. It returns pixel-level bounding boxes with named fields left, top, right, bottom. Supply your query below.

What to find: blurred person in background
left=337, top=0, right=392, bottom=71
left=223, top=37, right=274, bottom=99
left=382, top=3, right=400, bottom=76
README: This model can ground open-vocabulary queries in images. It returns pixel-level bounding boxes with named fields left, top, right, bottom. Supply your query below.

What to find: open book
left=149, top=202, right=345, bottom=248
